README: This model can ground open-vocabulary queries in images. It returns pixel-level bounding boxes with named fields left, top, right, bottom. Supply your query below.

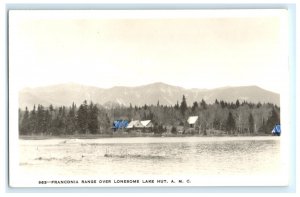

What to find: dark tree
left=236, top=100, right=240, bottom=108
left=174, top=101, right=179, bottom=110
left=143, top=104, right=148, bottom=110
left=220, top=100, right=226, bottom=108
left=88, top=102, right=99, bottom=134
left=248, top=113, right=254, bottom=134
left=29, top=105, right=37, bottom=134
left=213, top=118, right=221, bottom=130
left=180, top=95, right=188, bottom=115
left=52, top=106, right=66, bottom=135
left=44, top=109, right=52, bottom=135
left=191, top=101, right=199, bottom=113
left=215, top=99, right=219, bottom=105
left=77, top=100, right=89, bottom=134
left=36, top=105, right=47, bottom=134
left=66, top=102, right=77, bottom=135
left=20, top=107, right=30, bottom=135
left=200, top=99, right=207, bottom=110
left=256, top=102, right=262, bottom=108
left=226, top=112, right=236, bottom=134
left=49, top=104, right=54, bottom=113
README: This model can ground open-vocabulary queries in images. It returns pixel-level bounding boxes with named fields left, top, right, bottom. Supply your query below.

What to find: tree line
left=19, top=96, right=280, bottom=136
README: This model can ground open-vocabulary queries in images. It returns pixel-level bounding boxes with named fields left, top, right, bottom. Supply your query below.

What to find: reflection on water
left=19, top=137, right=281, bottom=176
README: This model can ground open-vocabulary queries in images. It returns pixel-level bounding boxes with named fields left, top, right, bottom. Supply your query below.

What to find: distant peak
left=140, top=82, right=182, bottom=88
left=142, top=82, right=168, bottom=86
left=151, top=82, right=169, bottom=86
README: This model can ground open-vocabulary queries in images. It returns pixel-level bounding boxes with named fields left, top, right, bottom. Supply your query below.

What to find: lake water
left=19, top=136, right=281, bottom=177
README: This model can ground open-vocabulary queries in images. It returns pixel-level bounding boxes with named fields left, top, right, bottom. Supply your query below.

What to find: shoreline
left=19, top=133, right=274, bottom=140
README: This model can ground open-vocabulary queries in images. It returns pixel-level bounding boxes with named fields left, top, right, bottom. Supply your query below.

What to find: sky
left=9, top=10, right=288, bottom=93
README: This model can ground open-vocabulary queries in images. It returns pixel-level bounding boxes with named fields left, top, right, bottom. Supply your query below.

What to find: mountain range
left=19, top=82, right=280, bottom=109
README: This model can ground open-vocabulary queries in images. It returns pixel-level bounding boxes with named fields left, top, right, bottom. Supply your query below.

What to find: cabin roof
left=112, top=120, right=129, bottom=129
left=141, top=120, right=151, bottom=127
left=127, top=120, right=143, bottom=128
left=187, top=116, right=198, bottom=124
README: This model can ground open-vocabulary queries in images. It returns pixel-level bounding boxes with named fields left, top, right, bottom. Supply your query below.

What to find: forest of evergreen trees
left=19, top=96, right=280, bottom=136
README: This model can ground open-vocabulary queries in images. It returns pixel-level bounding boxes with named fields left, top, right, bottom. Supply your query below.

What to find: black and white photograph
left=8, top=9, right=290, bottom=187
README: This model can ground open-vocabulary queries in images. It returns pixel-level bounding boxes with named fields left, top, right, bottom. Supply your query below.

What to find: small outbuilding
left=272, top=124, right=281, bottom=136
